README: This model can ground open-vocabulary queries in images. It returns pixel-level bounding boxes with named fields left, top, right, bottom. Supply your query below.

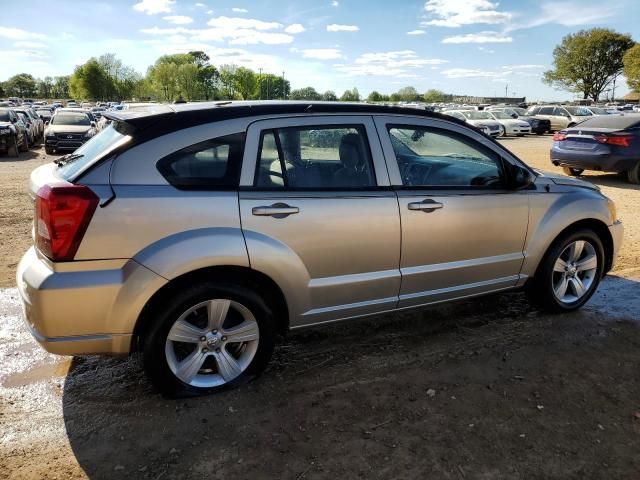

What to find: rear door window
left=538, top=107, right=555, bottom=115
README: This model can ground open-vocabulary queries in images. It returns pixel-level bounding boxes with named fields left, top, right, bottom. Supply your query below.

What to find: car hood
left=46, top=125, right=91, bottom=133
left=498, top=119, right=530, bottom=127
left=468, top=119, right=500, bottom=128
left=536, top=170, right=600, bottom=191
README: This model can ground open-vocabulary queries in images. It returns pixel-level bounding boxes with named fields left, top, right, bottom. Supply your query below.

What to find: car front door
left=374, top=116, right=529, bottom=308
left=239, top=115, right=401, bottom=328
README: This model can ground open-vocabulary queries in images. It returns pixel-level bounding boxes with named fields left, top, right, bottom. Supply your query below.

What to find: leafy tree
left=389, top=92, right=402, bottom=102
left=233, top=67, right=258, bottom=100
left=543, top=28, right=634, bottom=101
left=52, top=76, right=70, bottom=99
left=340, top=87, right=360, bottom=102
left=289, top=86, right=322, bottom=100
left=219, top=64, right=238, bottom=99
left=176, top=63, right=200, bottom=101
left=322, top=90, right=337, bottom=101
left=148, top=62, right=179, bottom=101
left=423, top=89, right=447, bottom=103
left=396, top=86, right=420, bottom=102
left=623, top=44, right=640, bottom=92
left=5, top=73, right=37, bottom=97
left=37, top=76, right=54, bottom=98
left=257, top=73, right=290, bottom=100
left=69, top=59, right=112, bottom=100
left=367, top=90, right=383, bottom=102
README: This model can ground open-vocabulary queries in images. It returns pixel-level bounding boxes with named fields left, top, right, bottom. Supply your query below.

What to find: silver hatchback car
left=17, top=102, right=623, bottom=396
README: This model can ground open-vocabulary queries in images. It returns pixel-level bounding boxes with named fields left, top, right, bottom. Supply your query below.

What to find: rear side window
left=157, top=133, right=244, bottom=189
left=538, top=107, right=554, bottom=115
left=254, top=125, right=376, bottom=189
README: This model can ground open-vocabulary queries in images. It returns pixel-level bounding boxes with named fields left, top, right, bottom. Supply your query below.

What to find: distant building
left=623, top=92, right=640, bottom=103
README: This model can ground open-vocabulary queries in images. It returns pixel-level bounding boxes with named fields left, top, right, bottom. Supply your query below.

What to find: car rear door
left=239, top=115, right=401, bottom=328
left=374, top=115, right=529, bottom=308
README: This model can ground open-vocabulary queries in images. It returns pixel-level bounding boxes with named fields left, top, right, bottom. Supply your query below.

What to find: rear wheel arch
left=132, top=265, right=289, bottom=353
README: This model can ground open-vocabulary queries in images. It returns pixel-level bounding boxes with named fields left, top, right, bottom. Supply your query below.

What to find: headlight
left=607, top=198, right=617, bottom=222
left=0, top=127, right=10, bottom=135
left=84, top=129, right=96, bottom=138
left=45, top=130, right=55, bottom=137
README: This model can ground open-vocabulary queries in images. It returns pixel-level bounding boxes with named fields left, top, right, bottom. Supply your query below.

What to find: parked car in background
left=44, top=111, right=97, bottom=154
left=527, top=105, right=593, bottom=131
left=15, top=112, right=37, bottom=147
left=0, top=108, right=29, bottom=156
left=36, top=108, right=53, bottom=124
left=17, top=101, right=623, bottom=396
left=487, top=111, right=531, bottom=136
left=91, top=106, right=107, bottom=120
left=444, top=110, right=502, bottom=137
left=585, top=106, right=619, bottom=116
left=15, top=108, right=44, bottom=142
left=487, top=107, right=551, bottom=135
left=551, top=115, right=640, bottom=183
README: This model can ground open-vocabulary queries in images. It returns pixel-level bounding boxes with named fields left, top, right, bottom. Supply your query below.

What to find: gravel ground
left=1, top=137, right=639, bottom=479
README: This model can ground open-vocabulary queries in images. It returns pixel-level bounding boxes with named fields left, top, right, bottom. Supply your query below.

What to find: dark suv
left=0, top=108, right=29, bottom=156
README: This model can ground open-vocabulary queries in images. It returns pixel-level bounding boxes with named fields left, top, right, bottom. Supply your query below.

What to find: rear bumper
left=550, top=147, right=637, bottom=173
left=16, top=247, right=167, bottom=355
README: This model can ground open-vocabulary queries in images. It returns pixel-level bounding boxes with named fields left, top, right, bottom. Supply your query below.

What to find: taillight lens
left=35, top=184, right=99, bottom=261
left=553, top=132, right=567, bottom=141
left=594, top=134, right=634, bottom=147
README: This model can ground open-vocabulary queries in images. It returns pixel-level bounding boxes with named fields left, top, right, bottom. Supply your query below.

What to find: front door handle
left=252, top=203, right=300, bottom=218
left=408, top=200, right=444, bottom=212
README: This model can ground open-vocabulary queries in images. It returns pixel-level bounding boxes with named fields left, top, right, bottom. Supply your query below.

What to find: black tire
left=567, top=123, right=576, bottom=128
left=562, top=166, right=584, bottom=177
left=19, top=135, right=29, bottom=152
left=45, top=146, right=54, bottom=155
left=7, top=135, right=19, bottom=157
left=627, top=161, right=640, bottom=184
left=142, top=282, right=276, bottom=397
left=527, top=229, right=605, bottom=313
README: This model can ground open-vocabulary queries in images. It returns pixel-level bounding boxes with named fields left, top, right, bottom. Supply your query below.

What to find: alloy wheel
left=551, top=240, right=598, bottom=304
left=164, top=299, right=260, bottom=388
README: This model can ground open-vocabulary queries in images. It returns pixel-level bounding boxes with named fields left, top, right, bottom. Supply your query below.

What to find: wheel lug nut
left=222, top=336, right=227, bottom=341
left=212, top=329, right=218, bottom=334
left=200, top=336, right=206, bottom=341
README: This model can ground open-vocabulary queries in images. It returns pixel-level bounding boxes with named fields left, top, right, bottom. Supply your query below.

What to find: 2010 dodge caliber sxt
left=17, top=101, right=623, bottom=396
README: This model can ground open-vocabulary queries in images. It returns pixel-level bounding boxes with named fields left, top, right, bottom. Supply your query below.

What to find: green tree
left=219, top=64, right=238, bottom=99
left=340, top=87, right=360, bottom=102
left=423, top=89, right=446, bottom=103
left=367, top=90, right=383, bottom=102
left=176, top=63, right=200, bottom=101
left=69, top=59, right=113, bottom=100
left=4, top=73, right=37, bottom=97
left=543, top=28, right=634, bottom=101
left=289, top=86, right=322, bottom=100
left=233, top=66, right=257, bottom=100
left=321, top=90, right=337, bottom=101
left=623, top=43, right=640, bottom=92
left=37, top=76, right=54, bottom=98
left=52, top=76, right=70, bottom=99
left=396, top=86, right=420, bottom=102
left=148, top=62, right=179, bottom=101
left=256, top=72, right=290, bottom=100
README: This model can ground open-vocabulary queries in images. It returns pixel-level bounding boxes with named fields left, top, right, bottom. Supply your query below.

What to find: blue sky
left=1, top=0, right=639, bottom=100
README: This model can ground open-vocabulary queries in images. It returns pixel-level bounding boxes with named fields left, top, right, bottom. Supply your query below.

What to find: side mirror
left=91, top=121, right=96, bottom=127
left=508, top=164, right=535, bottom=190
left=511, top=113, right=518, bottom=119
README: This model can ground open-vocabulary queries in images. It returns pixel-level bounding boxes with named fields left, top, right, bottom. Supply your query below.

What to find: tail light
left=35, top=184, right=99, bottom=261
left=594, top=134, right=634, bottom=147
left=553, top=132, right=567, bottom=141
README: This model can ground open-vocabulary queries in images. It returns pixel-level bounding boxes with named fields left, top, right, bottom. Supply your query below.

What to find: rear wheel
left=143, top=282, right=276, bottom=397
left=45, top=146, right=54, bottom=155
left=562, top=167, right=584, bottom=177
left=627, top=161, right=640, bottom=184
left=19, top=135, right=28, bottom=152
left=527, top=229, right=604, bottom=313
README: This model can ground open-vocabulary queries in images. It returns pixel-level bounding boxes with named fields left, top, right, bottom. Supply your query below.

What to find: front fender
left=521, top=190, right=612, bottom=277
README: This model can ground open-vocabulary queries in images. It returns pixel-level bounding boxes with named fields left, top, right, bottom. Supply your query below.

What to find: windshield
left=36, top=110, right=51, bottom=116
left=463, top=111, right=492, bottom=120
left=51, top=114, right=90, bottom=126
left=513, top=108, right=527, bottom=115
left=491, top=112, right=513, bottom=119
left=566, top=107, right=592, bottom=116
left=0, top=111, right=10, bottom=122
left=589, top=107, right=609, bottom=114
left=57, top=123, right=132, bottom=180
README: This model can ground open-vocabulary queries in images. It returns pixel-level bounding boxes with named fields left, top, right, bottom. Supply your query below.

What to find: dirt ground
left=1, top=137, right=639, bottom=479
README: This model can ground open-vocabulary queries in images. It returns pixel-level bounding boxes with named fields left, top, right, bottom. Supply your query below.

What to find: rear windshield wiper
left=53, top=153, right=84, bottom=167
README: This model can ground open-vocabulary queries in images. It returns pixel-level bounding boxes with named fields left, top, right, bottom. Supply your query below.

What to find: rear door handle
left=408, top=200, right=444, bottom=212
left=252, top=203, right=300, bottom=218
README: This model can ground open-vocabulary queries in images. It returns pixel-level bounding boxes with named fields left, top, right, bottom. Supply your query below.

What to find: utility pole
left=258, top=68, right=262, bottom=100
left=612, top=75, right=617, bottom=102
left=505, top=83, right=508, bottom=98
left=282, top=71, right=286, bottom=100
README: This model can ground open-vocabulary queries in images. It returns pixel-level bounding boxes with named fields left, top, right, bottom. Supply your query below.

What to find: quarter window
left=387, top=126, right=503, bottom=188
left=254, top=125, right=376, bottom=189
left=157, top=133, right=244, bottom=189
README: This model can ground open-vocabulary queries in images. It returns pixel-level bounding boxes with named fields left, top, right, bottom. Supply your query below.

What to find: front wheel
left=19, top=135, right=29, bottom=152
left=7, top=136, right=19, bottom=157
left=527, top=229, right=604, bottom=313
left=143, top=282, right=276, bottom=397
left=562, top=167, right=584, bottom=177
left=627, top=161, right=640, bottom=184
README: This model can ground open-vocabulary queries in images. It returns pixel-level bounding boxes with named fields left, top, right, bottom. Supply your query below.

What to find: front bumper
left=608, top=220, right=624, bottom=272
left=45, top=136, right=88, bottom=151
left=16, top=247, right=166, bottom=355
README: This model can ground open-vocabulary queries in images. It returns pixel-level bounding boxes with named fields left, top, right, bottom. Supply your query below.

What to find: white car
left=444, top=110, right=502, bottom=137
left=487, top=111, right=531, bottom=136
left=586, top=106, right=622, bottom=116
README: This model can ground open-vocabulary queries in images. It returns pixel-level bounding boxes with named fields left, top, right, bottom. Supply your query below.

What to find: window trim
left=250, top=121, right=382, bottom=191
left=156, top=132, right=245, bottom=191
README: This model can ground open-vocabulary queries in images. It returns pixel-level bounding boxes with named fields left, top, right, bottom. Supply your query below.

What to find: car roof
left=103, top=100, right=473, bottom=135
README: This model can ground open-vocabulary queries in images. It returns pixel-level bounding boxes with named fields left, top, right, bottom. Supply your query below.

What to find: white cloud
left=442, top=31, right=512, bottom=43
left=331, top=0, right=339, bottom=6
left=0, top=26, right=47, bottom=41
left=133, top=0, right=175, bottom=15
left=335, top=50, right=447, bottom=77
left=407, top=29, right=426, bottom=35
left=327, top=24, right=359, bottom=32
left=163, top=15, right=194, bottom=24
left=477, top=46, right=495, bottom=53
left=0, top=49, right=48, bottom=60
left=195, top=3, right=206, bottom=7
left=299, top=48, right=343, bottom=60
left=207, top=9, right=213, bottom=14
left=13, top=41, right=47, bottom=49
left=284, top=23, right=305, bottom=34
left=208, top=16, right=282, bottom=30
left=422, top=0, right=512, bottom=28
left=232, top=7, right=248, bottom=13
left=506, top=2, right=618, bottom=31
left=441, top=68, right=503, bottom=78
left=502, top=64, right=544, bottom=70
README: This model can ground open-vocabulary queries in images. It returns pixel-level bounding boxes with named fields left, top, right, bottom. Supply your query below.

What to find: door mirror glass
left=508, top=164, right=535, bottom=189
